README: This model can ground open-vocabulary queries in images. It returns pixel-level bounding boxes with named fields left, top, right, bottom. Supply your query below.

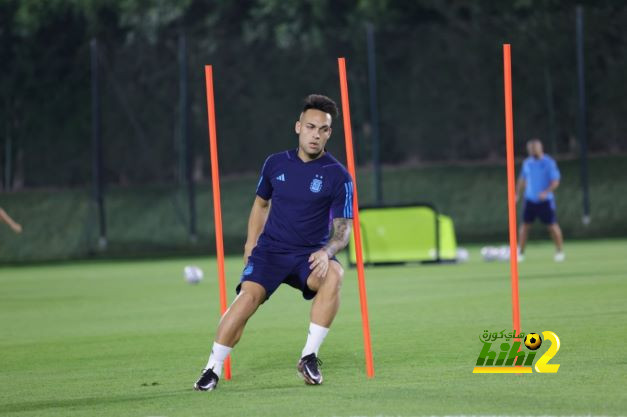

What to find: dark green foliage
left=1, top=1, right=627, bottom=188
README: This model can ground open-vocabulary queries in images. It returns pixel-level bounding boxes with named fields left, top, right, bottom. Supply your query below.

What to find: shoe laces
left=304, top=354, right=323, bottom=371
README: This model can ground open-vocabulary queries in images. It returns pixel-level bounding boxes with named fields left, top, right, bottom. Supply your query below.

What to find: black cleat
left=194, top=368, right=219, bottom=391
left=297, top=353, right=323, bottom=385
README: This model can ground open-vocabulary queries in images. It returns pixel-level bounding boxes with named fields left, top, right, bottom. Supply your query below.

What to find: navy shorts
left=237, top=244, right=339, bottom=301
left=523, top=199, right=557, bottom=225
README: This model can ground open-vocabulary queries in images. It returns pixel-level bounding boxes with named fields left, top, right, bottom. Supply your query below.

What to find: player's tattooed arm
left=309, top=218, right=352, bottom=278
left=322, top=218, right=352, bottom=258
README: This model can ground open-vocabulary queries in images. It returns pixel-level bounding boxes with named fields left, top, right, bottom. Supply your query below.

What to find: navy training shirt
left=255, top=148, right=354, bottom=252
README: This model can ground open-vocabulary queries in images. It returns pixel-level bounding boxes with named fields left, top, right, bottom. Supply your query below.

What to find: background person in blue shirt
left=194, top=95, right=354, bottom=391
left=516, top=139, right=565, bottom=262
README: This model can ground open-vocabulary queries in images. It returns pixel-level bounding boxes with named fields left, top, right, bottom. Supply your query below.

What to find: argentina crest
left=309, top=174, right=323, bottom=193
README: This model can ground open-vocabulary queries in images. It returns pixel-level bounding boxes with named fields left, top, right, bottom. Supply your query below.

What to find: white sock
left=301, top=322, right=329, bottom=358
left=205, top=342, right=232, bottom=377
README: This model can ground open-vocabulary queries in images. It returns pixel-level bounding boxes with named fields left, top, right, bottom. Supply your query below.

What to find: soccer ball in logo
left=184, top=265, right=203, bottom=284
left=524, top=333, right=542, bottom=350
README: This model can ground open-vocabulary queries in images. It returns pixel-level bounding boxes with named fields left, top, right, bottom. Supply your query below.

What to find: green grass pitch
left=1, top=239, right=625, bottom=416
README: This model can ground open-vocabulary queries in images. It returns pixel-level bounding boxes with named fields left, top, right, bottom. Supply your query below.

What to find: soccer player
left=0, top=207, right=22, bottom=234
left=516, top=139, right=564, bottom=262
left=194, top=94, right=354, bottom=391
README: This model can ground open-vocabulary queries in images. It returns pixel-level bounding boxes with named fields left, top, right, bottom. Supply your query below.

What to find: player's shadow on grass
left=0, top=389, right=189, bottom=414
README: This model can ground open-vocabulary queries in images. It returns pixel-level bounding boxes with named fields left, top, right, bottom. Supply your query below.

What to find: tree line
left=1, top=0, right=625, bottom=188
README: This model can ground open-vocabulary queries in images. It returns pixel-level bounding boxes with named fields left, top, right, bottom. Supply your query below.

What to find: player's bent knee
left=307, top=261, right=344, bottom=293
left=329, top=260, right=344, bottom=278
left=239, top=281, right=266, bottom=306
left=326, top=261, right=344, bottom=289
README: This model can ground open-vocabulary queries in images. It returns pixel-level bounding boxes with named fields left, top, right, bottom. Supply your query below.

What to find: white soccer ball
left=184, top=265, right=203, bottom=284
left=481, top=246, right=500, bottom=261
left=497, top=245, right=511, bottom=261
left=456, top=247, right=469, bottom=262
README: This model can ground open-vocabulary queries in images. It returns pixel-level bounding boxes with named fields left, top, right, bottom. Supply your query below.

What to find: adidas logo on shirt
left=276, top=174, right=286, bottom=182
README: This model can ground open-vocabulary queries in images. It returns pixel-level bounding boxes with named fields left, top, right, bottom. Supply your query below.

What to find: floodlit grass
left=1, top=239, right=625, bottom=416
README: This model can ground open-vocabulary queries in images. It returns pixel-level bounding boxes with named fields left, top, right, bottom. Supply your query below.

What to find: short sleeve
left=549, top=159, right=561, bottom=181
left=330, top=175, right=354, bottom=219
left=255, top=157, right=273, bottom=200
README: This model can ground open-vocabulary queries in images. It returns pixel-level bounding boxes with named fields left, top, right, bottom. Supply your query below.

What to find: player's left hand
left=308, top=249, right=330, bottom=278
left=538, top=191, right=548, bottom=201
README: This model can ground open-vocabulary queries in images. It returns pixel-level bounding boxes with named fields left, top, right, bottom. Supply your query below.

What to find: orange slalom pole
left=204, top=65, right=231, bottom=380
left=502, top=45, right=521, bottom=338
left=338, top=57, right=374, bottom=378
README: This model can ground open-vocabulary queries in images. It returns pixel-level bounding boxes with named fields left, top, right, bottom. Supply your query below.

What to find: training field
left=1, top=239, right=625, bottom=416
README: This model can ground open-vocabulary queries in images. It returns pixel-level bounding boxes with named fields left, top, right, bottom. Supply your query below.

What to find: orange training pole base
left=338, top=57, right=375, bottom=378
left=502, top=45, right=521, bottom=337
left=204, top=65, right=231, bottom=380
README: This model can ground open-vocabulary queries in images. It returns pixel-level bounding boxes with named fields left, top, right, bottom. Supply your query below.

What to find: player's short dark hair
left=303, top=94, right=339, bottom=120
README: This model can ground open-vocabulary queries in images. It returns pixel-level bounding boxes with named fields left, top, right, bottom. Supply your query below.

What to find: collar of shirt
left=290, top=148, right=331, bottom=165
